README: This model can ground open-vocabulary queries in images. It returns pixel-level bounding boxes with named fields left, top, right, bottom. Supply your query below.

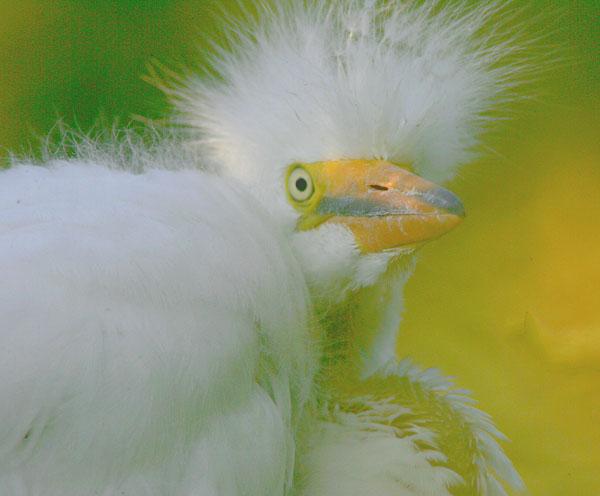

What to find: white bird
left=0, top=1, right=527, bottom=495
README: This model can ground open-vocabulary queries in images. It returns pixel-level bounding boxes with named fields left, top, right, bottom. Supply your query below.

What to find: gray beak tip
left=428, top=187, right=466, bottom=218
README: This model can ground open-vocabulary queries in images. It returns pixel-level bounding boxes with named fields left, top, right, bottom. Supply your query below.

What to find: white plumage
left=0, top=1, right=527, bottom=495
left=1, top=160, right=313, bottom=495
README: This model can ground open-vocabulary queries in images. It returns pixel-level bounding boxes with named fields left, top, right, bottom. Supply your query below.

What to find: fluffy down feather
left=170, top=0, right=523, bottom=193
left=0, top=153, right=314, bottom=495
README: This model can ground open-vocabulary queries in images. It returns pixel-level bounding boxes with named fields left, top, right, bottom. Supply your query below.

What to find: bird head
left=282, top=158, right=464, bottom=297
left=169, top=1, right=516, bottom=300
left=286, top=159, right=464, bottom=251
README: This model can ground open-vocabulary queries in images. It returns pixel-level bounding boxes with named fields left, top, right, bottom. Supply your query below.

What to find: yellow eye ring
left=287, top=167, right=314, bottom=202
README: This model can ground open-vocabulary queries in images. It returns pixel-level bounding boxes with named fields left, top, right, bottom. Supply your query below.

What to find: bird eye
left=288, top=167, right=314, bottom=202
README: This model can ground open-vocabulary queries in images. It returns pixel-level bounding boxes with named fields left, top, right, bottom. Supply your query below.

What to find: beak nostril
left=369, top=184, right=388, bottom=191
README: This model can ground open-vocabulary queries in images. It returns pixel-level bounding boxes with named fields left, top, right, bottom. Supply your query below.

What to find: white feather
left=0, top=158, right=314, bottom=495
left=172, top=0, right=523, bottom=191
left=300, top=419, right=461, bottom=496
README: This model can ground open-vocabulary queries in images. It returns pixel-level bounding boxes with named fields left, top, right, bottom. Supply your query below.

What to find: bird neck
left=314, top=256, right=415, bottom=388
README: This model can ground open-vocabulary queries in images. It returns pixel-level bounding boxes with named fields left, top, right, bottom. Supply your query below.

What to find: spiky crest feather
left=170, top=0, right=525, bottom=185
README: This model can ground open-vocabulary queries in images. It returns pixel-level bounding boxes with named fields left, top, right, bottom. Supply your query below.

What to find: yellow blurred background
left=0, top=1, right=598, bottom=494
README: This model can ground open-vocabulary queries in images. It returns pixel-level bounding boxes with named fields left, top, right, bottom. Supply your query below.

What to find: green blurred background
left=0, top=1, right=598, bottom=494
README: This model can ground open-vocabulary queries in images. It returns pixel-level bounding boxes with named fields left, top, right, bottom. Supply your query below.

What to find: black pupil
left=295, top=177, right=308, bottom=192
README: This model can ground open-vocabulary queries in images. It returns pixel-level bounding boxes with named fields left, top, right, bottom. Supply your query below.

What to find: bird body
left=0, top=161, right=313, bottom=495
left=0, top=1, right=529, bottom=494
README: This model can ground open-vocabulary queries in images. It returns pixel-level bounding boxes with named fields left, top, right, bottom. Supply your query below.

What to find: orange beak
left=294, top=159, right=465, bottom=253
